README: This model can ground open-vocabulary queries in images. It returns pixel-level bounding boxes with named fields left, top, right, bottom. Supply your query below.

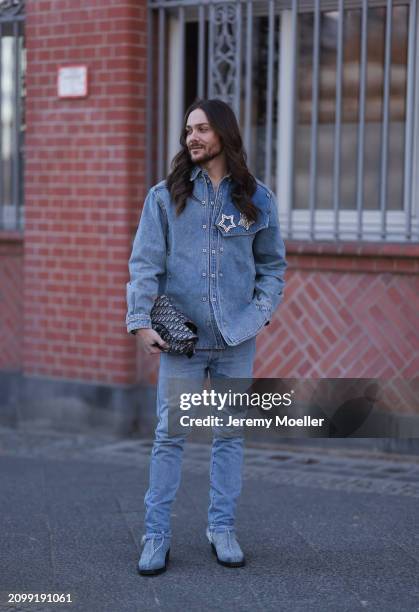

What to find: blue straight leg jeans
left=144, top=336, right=257, bottom=537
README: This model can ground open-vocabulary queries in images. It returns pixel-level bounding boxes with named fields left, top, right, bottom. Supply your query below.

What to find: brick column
left=22, top=1, right=147, bottom=430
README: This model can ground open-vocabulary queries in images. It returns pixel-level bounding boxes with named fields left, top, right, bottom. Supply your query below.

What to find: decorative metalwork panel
left=0, top=0, right=24, bottom=17
left=209, top=4, right=239, bottom=109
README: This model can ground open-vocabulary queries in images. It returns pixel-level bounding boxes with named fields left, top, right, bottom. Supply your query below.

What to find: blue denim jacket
left=126, top=165, right=287, bottom=349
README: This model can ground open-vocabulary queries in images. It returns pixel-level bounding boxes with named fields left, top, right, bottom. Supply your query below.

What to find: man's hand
left=136, top=328, right=170, bottom=355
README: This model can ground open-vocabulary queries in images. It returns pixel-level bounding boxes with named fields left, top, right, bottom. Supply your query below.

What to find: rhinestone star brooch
left=217, top=214, right=236, bottom=233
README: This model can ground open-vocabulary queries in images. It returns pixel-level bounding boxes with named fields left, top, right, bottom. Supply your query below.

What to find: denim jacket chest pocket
left=214, top=206, right=269, bottom=236
left=214, top=204, right=270, bottom=303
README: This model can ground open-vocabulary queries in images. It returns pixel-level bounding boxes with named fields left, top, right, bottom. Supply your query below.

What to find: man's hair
left=166, top=98, right=259, bottom=220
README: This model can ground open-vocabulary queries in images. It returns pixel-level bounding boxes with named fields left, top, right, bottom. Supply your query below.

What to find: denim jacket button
left=202, top=248, right=207, bottom=252
left=220, top=247, right=223, bottom=252
left=202, top=297, right=207, bottom=301
left=202, top=272, right=206, bottom=277
left=211, top=273, right=215, bottom=278
left=212, top=297, right=216, bottom=302
left=211, top=249, right=215, bottom=254
left=202, top=224, right=207, bottom=229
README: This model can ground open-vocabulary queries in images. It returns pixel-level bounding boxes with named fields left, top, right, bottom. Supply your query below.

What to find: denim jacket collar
left=189, top=165, right=201, bottom=181
left=189, top=164, right=231, bottom=183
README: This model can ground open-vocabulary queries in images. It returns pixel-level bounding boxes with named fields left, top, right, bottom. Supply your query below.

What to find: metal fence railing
left=0, top=0, right=25, bottom=232
left=147, top=0, right=419, bottom=242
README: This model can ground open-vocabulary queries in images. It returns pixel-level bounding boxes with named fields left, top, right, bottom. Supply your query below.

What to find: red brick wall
left=24, top=0, right=147, bottom=385
left=255, top=242, right=419, bottom=377
left=254, top=242, right=418, bottom=413
left=256, top=268, right=417, bottom=379
left=0, top=234, right=24, bottom=370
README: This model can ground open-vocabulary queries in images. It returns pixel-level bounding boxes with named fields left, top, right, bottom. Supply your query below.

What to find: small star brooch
left=238, top=213, right=255, bottom=230
left=217, top=214, right=236, bottom=233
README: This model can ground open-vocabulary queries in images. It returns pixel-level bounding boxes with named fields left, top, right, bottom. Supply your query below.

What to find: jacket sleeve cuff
left=126, top=314, right=152, bottom=334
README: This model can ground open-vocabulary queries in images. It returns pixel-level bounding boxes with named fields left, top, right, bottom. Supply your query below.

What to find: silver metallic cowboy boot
left=138, top=533, right=171, bottom=576
left=206, top=528, right=245, bottom=567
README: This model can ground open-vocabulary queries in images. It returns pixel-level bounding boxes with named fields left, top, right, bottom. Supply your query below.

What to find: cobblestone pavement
left=0, top=426, right=418, bottom=612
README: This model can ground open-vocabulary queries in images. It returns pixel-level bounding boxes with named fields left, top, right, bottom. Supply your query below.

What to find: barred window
left=149, top=0, right=419, bottom=242
left=0, top=0, right=25, bottom=232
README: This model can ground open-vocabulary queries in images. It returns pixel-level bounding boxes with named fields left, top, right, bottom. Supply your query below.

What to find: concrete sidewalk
left=0, top=426, right=418, bottom=612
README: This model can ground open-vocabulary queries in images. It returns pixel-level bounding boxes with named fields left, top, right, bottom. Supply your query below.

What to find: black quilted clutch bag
left=150, top=294, right=199, bottom=358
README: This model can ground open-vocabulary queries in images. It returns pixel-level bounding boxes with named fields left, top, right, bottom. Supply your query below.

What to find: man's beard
left=190, top=143, right=224, bottom=164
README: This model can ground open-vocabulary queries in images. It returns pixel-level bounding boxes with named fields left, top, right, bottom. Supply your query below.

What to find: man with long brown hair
left=126, top=98, right=287, bottom=575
